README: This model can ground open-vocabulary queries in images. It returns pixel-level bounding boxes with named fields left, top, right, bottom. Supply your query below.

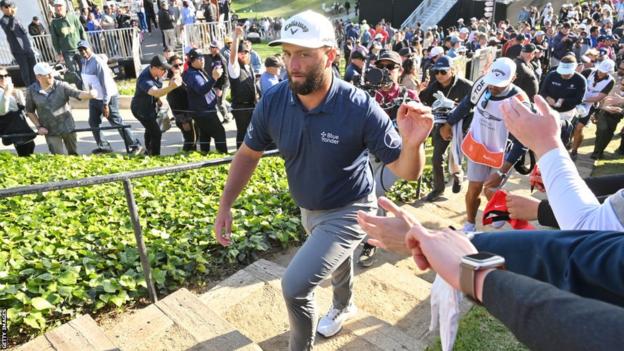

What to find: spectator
left=399, top=55, right=420, bottom=91
left=205, top=40, right=231, bottom=123
left=159, top=1, right=176, bottom=50
left=343, top=50, right=365, bottom=84
left=132, top=0, right=148, bottom=32
left=28, top=16, right=46, bottom=36
left=143, top=0, right=158, bottom=32
left=245, top=40, right=263, bottom=74
left=130, top=55, right=181, bottom=156
left=25, top=62, right=96, bottom=155
left=571, top=58, right=615, bottom=160
left=228, top=26, right=257, bottom=149
left=202, top=0, right=217, bottom=22
left=183, top=48, right=227, bottom=153
left=513, top=44, right=539, bottom=101
left=419, top=56, right=472, bottom=202
left=180, top=0, right=195, bottom=25
left=78, top=40, right=142, bottom=155
left=166, top=54, right=197, bottom=151
left=0, top=66, right=35, bottom=156
left=592, top=72, right=624, bottom=159
left=50, top=0, right=86, bottom=89
left=259, top=56, right=282, bottom=94
left=0, top=0, right=37, bottom=86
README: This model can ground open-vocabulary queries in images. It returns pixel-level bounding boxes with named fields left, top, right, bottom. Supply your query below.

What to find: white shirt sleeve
left=539, top=147, right=624, bottom=231
left=228, top=60, right=241, bottom=80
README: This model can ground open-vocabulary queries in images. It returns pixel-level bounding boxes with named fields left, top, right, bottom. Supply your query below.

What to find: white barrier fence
left=183, top=20, right=234, bottom=52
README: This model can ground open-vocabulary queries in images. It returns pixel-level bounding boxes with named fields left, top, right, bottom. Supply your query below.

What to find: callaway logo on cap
left=483, top=57, right=516, bottom=87
left=269, top=10, right=337, bottom=48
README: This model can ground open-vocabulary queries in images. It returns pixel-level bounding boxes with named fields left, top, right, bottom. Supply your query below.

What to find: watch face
left=466, top=252, right=497, bottom=260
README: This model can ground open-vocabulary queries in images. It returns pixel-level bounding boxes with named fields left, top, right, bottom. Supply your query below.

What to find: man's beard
left=287, top=64, right=326, bottom=95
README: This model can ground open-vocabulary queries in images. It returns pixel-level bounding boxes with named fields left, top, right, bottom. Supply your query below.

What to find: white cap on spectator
left=52, top=0, right=65, bottom=6
left=33, top=62, right=55, bottom=76
left=429, top=46, right=444, bottom=58
left=483, top=57, right=516, bottom=87
left=557, top=62, right=577, bottom=75
left=269, top=10, right=336, bottom=48
left=597, top=59, right=615, bottom=73
left=460, top=27, right=470, bottom=34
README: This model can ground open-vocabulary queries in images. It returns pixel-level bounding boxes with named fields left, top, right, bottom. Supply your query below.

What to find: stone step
left=103, top=288, right=261, bottom=351
left=202, top=259, right=432, bottom=350
left=17, top=314, right=119, bottom=351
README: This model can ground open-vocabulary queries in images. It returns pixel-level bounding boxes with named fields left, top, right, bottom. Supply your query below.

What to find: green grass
left=427, top=306, right=528, bottom=351
left=231, top=0, right=334, bottom=19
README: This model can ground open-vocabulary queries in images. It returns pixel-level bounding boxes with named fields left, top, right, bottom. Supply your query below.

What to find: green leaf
left=102, top=279, right=117, bottom=293
left=109, top=290, right=128, bottom=307
left=31, top=297, right=55, bottom=310
left=23, top=312, right=45, bottom=329
left=58, top=271, right=79, bottom=285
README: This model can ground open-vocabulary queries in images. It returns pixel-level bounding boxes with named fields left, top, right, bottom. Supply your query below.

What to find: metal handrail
left=0, top=149, right=280, bottom=303
left=183, top=20, right=234, bottom=52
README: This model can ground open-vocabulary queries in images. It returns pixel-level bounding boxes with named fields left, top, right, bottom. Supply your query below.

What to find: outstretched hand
left=357, top=197, right=416, bottom=256
left=396, top=101, right=434, bottom=149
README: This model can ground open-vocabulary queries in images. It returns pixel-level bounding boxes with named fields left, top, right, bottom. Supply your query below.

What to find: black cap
left=264, top=56, right=282, bottom=68
left=150, top=54, right=172, bottom=70
left=350, top=50, right=366, bottom=60
left=33, top=16, right=39, bottom=21
left=238, top=41, right=251, bottom=53
left=562, top=22, right=572, bottom=28
left=377, top=50, right=401, bottom=64
left=0, top=0, right=15, bottom=7
left=522, top=43, right=537, bottom=53
left=187, top=48, right=204, bottom=61
left=516, top=33, right=526, bottom=41
left=399, top=47, right=413, bottom=57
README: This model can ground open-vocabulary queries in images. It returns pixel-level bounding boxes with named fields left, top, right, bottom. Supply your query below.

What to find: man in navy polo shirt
left=214, top=10, right=433, bottom=351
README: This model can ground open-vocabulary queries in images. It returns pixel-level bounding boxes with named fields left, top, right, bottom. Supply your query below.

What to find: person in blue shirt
left=214, top=10, right=433, bottom=351
left=182, top=48, right=227, bottom=153
left=259, top=56, right=282, bottom=95
left=245, top=39, right=264, bottom=74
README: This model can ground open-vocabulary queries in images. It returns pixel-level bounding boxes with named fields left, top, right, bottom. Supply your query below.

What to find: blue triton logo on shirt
left=321, top=131, right=340, bottom=144
left=246, top=124, right=254, bottom=140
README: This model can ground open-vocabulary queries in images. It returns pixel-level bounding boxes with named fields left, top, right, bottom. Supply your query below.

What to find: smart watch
left=460, top=252, right=505, bottom=303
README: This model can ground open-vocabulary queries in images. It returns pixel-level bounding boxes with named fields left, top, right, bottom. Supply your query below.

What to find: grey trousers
left=281, top=193, right=376, bottom=351
left=45, top=132, right=78, bottom=155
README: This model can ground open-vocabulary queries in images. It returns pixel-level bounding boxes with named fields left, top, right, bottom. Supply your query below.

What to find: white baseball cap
left=557, top=62, right=577, bottom=75
left=483, top=57, right=516, bottom=87
left=33, top=62, right=55, bottom=76
left=429, top=46, right=444, bottom=58
left=597, top=59, right=615, bottom=73
left=52, top=0, right=65, bottom=6
left=269, top=10, right=336, bottom=48
left=460, top=27, right=470, bottom=34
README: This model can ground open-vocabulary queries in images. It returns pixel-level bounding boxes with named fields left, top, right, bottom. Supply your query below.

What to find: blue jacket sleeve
left=185, top=71, right=216, bottom=96
left=483, top=269, right=624, bottom=351
left=446, top=94, right=473, bottom=126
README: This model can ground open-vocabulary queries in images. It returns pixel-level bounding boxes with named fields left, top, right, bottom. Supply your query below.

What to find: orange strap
left=461, top=131, right=504, bottom=168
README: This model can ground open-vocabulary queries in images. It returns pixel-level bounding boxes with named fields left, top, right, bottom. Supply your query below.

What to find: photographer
left=419, top=56, right=472, bottom=202
left=551, top=22, right=576, bottom=67
left=166, top=55, right=197, bottom=152
left=358, top=50, right=419, bottom=267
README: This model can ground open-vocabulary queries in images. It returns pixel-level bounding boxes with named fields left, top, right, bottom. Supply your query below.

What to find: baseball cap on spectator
left=597, top=59, right=615, bottom=73
left=516, top=33, right=526, bottom=41
left=433, top=56, right=452, bottom=70
left=377, top=50, right=401, bottom=64
left=350, top=50, right=365, bottom=60
left=52, top=0, right=65, bottom=6
left=460, top=27, right=470, bottom=34
left=457, top=46, right=467, bottom=53
left=33, top=62, right=55, bottom=76
left=265, top=56, right=282, bottom=68
left=470, top=17, right=477, bottom=22
left=562, top=22, right=572, bottom=28
left=77, top=40, right=91, bottom=49
left=522, top=43, right=536, bottom=53
left=0, top=0, right=15, bottom=8
left=605, top=34, right=615, bottom=41
left=150, top=54, right=172, bottom=70
left=187, top=48, right=204, bottom=61
left=374, top=33, right=384, bottom=40
left=597, top=35, right=606, bottom=42
left=429, top=46, right=444, bottom=58
left=238, top=41, right=251, bottom=52
left=224, top=37, right=233, bottom=44
left=398, top=47, right=413, bottom=57
left=535, top=30, right=545, bottom=36
left=483, top=57, right=516, bottom=87
left=599, top=47, right=608, bottom=56
left=449, top=35, right=460, bottom=44
left=268, top=10, right=336, bottom=48
left=209, top=40, right=220, bottom=48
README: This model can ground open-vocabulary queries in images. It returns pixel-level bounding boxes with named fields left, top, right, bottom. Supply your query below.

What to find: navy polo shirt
left=245, top=78, right=402, bottom=210
left=130, top=67, right=163, bottom=120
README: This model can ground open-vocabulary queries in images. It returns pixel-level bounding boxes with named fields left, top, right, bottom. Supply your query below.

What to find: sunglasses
left=434, top=69, right=449, bottom=75
left=0, top=74, right=8, bottom=78
left=172, top=64, right=182, bottom=68
left=376, top=63, right=398, bottom=70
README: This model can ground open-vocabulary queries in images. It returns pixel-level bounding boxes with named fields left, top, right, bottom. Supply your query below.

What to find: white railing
left=401, top=0, right=458, bottom=29
left=0, top=27, right=140, bottom=66
left=183, top=20, right=234, bottom=52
